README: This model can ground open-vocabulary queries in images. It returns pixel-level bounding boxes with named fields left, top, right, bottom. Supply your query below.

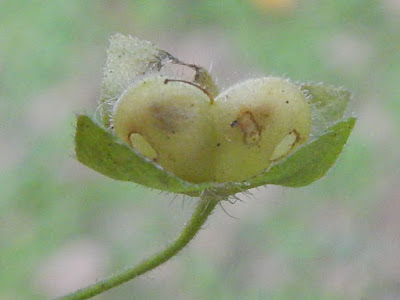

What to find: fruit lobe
left=113, top=76, right=216, bottom=183
left=213, top=77, right=311, bottom=182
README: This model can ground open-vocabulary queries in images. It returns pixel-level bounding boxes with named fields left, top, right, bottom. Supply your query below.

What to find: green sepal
left=75, top=115, right=211, bottom=196
left=301, top=84, right=351, bottom=133
left=219, top=118, right=356, bottom=195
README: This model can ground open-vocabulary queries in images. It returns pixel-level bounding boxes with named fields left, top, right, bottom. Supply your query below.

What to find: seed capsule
left=112, top=76, right=311, bottom=183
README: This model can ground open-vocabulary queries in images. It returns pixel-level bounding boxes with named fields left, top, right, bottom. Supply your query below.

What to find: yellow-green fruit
left=113, top=76, right=311, bottom=184
left=212, top=77, right=311, bottom=182
left=113, top=76, right=216, bottom=183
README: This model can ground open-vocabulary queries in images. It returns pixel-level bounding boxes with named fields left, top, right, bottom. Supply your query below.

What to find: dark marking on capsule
left=237, top=111, right=261, bottom=145
left=150, top=103, right=188, bottom=132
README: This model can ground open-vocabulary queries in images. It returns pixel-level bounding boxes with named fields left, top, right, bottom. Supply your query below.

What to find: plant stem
left=57, top=194, right=220, bottom=300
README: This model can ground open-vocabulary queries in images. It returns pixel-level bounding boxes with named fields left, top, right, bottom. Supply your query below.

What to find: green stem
left=57, top=194, right=220, bottom=300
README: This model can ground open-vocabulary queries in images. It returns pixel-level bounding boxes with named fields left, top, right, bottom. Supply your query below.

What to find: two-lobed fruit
left=112, top=76, right=311, bottom=183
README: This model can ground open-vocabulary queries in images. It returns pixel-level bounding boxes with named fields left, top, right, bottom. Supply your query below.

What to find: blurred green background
left=1, top=1, right=400, bottom=299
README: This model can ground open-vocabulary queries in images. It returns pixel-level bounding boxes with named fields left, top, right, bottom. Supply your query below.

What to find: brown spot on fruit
left=237, top=111, right=261, bottom=145
left=150, top=103, right=189, bottom=133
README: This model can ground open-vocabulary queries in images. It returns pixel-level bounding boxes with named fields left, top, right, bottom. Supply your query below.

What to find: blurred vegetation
left=1, top=1, right=399, bottom=299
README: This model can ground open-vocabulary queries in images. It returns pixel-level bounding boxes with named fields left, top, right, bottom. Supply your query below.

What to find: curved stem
left=57, top=194, right=220, bottom=300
